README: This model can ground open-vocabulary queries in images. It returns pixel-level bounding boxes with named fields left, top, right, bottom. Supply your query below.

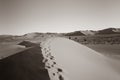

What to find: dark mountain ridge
left=0, top=28, right=120, bottom=44
left=96, top=28, right=120, bottom=35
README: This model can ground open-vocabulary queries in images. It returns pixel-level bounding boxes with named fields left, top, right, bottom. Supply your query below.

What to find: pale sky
left=0, top=0, right=120, bottom=35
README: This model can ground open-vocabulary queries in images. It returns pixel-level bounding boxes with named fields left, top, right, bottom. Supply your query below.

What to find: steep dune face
left=41, top=37, right=120, bottom=80
left=0, top=46, right=50, bottom=80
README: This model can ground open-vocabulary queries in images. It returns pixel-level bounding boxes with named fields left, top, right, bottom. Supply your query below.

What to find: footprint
left=59, top=75, right=64, bottom=80
left=51, top=64, right=54, bottom=67
left=43, top=59, right=48, bottom=63
left=50, top=56, right=54, bottom=60
left=46, top=65, right=51, bottom=69
left=57, top=68, right=63, bottom=72
left=53, top=73, right=55, bottom=76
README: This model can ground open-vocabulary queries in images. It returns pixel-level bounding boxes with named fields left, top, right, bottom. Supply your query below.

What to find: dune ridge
left=41, top=37, right=120, bottom=80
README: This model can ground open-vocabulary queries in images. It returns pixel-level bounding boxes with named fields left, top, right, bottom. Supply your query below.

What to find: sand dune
left=0, top=44, right=26, bottom=59
left=0, top=46, right=50, bottom=80
left=41, top=37, right=120, bottom=80
left=0, top=37, right=120, bottom=80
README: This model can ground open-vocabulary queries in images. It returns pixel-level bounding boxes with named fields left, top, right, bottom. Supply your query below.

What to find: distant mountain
left=0, top=28, right=120, bottom=42
left=96, top=28, right=120, bottom=35
left=0, top=32, right=62, bottom=44
left=23, top=32, right=62, bottom=39
left=0, top=35, right=17, bottom=42
left=64, top=31, right=85, bottom=36
left=63, top=28, right=120, bottom=36
left=23, top=32, right=43, bottom=39
left=81, top=30, right=96, bottom=35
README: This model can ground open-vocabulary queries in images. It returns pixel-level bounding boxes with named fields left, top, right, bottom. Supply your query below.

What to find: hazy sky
left=0, top=0, right=120, bottom=35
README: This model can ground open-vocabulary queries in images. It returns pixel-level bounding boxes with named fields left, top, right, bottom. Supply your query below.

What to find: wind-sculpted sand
left=0, top=46, right=50, bottom=80
left=0, top=37, right=120, bottom=80
left=41, top=37, right=120, bottom=80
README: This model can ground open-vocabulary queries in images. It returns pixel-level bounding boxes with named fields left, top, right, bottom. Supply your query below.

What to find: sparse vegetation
left=65, top=34, right=120, bottom=45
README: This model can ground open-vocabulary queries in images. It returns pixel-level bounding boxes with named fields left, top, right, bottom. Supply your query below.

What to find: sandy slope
left=0, top=46, right=50, bottom=80
left=0, top=44, right=26, bottom=59
left=0, top=37, right=120, bottom=80
left=41, top=37, right=120, bottom=80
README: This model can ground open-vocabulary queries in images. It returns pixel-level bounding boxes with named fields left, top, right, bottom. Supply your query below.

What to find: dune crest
left=41, top=37, right=120, bottom=80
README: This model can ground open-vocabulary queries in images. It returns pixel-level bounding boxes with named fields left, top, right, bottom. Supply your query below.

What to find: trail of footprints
left=41, top=38, right=67, bottom=80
